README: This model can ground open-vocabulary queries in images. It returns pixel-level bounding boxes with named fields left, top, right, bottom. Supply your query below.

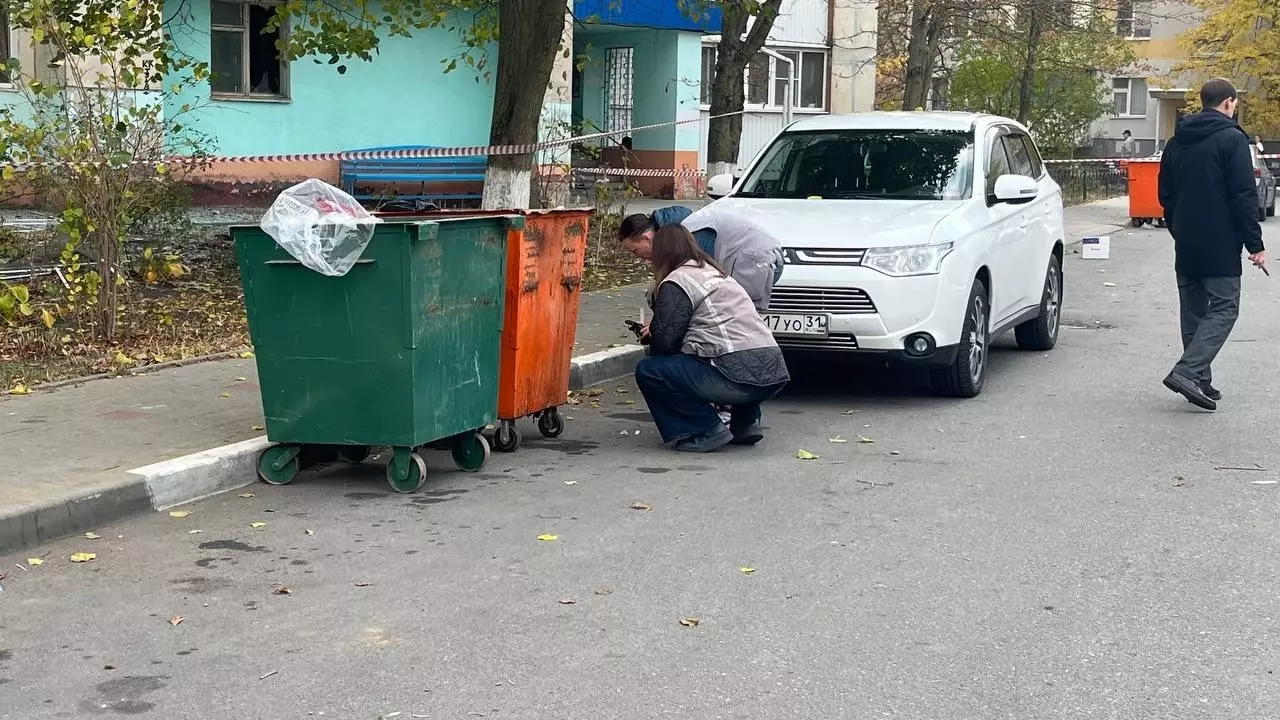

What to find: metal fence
left=1045, top=160, right=1128, bottom=206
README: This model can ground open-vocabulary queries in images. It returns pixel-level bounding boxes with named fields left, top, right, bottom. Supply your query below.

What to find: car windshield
left=736, top=129, right=975, bottom=201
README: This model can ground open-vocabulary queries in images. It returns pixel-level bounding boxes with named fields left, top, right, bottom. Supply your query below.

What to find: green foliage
left=1176, top=0, right=1280, bottom=136
left=0, top=282, right=33, bottom=324
left=949, top=20, right=1133, bottom=155
left=0, top=0, right=211, bottom=337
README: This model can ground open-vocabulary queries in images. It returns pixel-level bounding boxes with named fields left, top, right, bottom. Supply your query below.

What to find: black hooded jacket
left=1158, top=110, right=1264, bottom=278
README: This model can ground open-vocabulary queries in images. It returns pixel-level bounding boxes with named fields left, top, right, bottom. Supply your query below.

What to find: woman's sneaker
left=730, top=421, right=764, bottom=446
left=675, top=426, right=734, bottom=453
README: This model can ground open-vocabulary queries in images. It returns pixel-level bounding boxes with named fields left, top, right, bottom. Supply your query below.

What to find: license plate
left=762, top=313, right=829, bottom=338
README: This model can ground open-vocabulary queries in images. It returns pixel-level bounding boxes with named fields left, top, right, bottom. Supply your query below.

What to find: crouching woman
left=635, top=225, right=790, bottom=453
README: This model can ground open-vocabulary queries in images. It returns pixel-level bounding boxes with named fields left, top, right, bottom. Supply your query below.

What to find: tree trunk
left=706, top=0, right=783, bottom=177
left=902, top=1, right=946, bottom=110
left=481, top=0, right=567, bottom=210
left=1016, top=2, right=1044, bottom=125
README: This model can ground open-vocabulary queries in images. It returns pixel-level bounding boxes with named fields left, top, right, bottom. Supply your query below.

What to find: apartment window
left=746, top=52, right=770, bottom=105
left=1115, top=0, right=1152, bottom=39
left=210, top=0, right=288, bottom=99
left=0, top=6, right=11, bottom=84
left=771, top=50, right=826, bottom=109
left=604, top=47, right=634, bottom=138
left=1112, top=77, right=1148, bottom=117
left=700, top=46, right=716, bottom=105
left=701, top=45, right=828, bottom=110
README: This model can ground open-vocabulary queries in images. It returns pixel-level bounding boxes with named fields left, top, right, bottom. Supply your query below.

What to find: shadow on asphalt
left=778, top=341, right=1021, bottom=402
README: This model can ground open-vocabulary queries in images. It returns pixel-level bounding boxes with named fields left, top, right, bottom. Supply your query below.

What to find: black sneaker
left=1164, top=372, right=1216, bottom=411
left=1200, top=383, right=1223, bottom=401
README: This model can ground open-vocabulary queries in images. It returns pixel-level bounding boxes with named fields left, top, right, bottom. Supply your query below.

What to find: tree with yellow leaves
left=1176, top=0, right=1280, bottom=135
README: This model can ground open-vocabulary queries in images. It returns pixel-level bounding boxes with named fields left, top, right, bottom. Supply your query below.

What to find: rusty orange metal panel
left=1127, top=159, right=1164, bottom=220
left=496, top=210, right=591, bottom=420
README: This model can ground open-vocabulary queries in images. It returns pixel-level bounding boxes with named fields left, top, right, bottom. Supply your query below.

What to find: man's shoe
left=1199, top=382, right=1223, bottom=401
left=1164, top=372, right=1217, bottom=411
left=730, top=421, right=764, bottom=446
left=675, top=426, right=734, bottom=453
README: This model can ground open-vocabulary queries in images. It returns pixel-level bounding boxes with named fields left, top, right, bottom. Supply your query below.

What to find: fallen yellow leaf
left=40, top=308, right=55, bottom=329
left=858, top=435, right=876, bottom=444
left=220, top=392, right=230, bottom=398
left=829, top=436, right=848, bottom=444
left=354, top=581, right=371, bottom=587
left=238, top=492, right=255, bottom=498
left=188, top=529, right=203, bottom=535
left=537, top=534, right=558, bottom=542
left=8, top=383, right=31, bottom=396
left=251, top=425, right=264, bottom=431
left=796, top=449, right=819, bottom=460
left=113, top=350, right=133, bottom=366
left=739, top=567, right=756, bottom=574
left=84, top=532, right=101, bottom=539
left=235, top=376, right=247, bottom=382
left=679, top=618, right=700, bottom=627
left=169, top=615, right=183, bottom=626
left=26, top=558, right=43, bottom=566
left=558, top=598, right=576, bottom=605
left=274, top=586, right=292, bottom=595
left=630, top=502, right=652, bottom=511
left=168, top=510, right=191, bottom=518
left=250, top=522, right=267, bottom=528
left=70, top=552, right=96, bottom=563
left=239, top=351, right=256, bottom=359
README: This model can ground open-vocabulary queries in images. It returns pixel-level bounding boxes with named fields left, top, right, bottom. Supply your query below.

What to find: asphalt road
left=4, top=222, right=1280, bottom=720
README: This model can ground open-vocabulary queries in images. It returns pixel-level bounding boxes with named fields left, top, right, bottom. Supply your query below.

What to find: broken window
left=210, top=0, right=288, bottom=99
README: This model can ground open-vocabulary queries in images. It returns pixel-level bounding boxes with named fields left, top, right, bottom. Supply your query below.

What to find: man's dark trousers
left=1173, top=275, right=1241, bottom=386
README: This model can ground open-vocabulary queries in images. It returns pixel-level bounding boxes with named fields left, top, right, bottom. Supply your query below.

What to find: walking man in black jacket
left=1158, top=78, right=1267, bottom=411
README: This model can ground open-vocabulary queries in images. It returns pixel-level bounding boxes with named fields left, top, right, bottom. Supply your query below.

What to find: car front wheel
left=1015, top=253, right=1062, bottom=351
left=931, top=279, right=988, bottom=398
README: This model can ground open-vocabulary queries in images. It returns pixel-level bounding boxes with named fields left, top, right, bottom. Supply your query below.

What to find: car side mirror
left=991, top=174, right=1039, bottom=205
left=706, top=173, right=734, bottom=199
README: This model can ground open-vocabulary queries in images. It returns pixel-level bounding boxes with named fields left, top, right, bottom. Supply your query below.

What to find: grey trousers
left=1172, top=275, right=1241, bottom=386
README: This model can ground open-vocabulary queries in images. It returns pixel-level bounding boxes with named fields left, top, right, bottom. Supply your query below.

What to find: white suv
left=704, top=112, right=1065, bottom=398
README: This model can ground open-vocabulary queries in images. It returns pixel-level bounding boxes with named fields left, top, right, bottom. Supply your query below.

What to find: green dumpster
left=233, top=216, right=517, bottom=493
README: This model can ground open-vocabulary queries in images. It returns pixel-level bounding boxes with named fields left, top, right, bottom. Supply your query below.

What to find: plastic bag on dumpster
left=259, top=178, right=381, bottom=277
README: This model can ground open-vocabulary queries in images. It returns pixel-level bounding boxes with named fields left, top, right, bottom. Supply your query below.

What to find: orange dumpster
left=1127, top=159, right=1165, bottom=227
left=373, top=207, right=591, bottom=452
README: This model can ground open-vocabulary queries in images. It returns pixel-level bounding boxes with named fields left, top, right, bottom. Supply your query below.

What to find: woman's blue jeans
left=634, top=354, right=785, bottom=443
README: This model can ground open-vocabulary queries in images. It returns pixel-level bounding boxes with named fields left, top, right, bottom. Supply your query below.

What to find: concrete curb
left=569, top=345, right=645, bottom=390
left=1, top=349, right=642, bottom=554
left=0, top=437, right=267, bottom=554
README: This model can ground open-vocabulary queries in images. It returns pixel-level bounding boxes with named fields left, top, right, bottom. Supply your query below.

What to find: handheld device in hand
left=1262, top=265, right=1271, bottom=277
left=625, top=319, right=644, bottom=337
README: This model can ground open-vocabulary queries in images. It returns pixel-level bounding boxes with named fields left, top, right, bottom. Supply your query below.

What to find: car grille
left=776, top=333, right=859, bottom=350
left=784, top=248, right=866, bottom=266
left=767, top=287, right=877, bottom=315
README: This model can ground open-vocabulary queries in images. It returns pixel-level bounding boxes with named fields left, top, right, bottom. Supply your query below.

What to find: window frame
left=1115, top=0, right=1153, bottom=39
left=699, top=43, right=828, bottom=112
left=984, top=127, right=1014, bottom=202
left=0, top=6, right=13, bottom=87
left=209, top=0, right=291, bottom=102
left=1111, top=77, right=1147, bottom=118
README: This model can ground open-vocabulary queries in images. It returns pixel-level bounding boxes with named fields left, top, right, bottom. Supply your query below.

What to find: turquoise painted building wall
left=574, top=28, right=702, bottom=154
left=163, top=0, right=497, bottom=157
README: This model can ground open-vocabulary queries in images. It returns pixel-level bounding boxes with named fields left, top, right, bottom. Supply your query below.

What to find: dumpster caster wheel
left=452, top=432, right=491, bottom=472
left=257, top=445, right=301, bottom=486
left=537, top=409, right=564, bottom=438
left=337, top=445, right=372, bottom=464
left=386, top=451, right=428, bottom=493
left=492, top=423, right=521, bottom=453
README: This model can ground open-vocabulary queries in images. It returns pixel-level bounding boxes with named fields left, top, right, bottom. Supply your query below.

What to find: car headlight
left=862, top=242, right=954, bottom=277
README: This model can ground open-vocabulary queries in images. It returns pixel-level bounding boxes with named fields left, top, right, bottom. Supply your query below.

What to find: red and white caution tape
left=5, top=110, right=747, bottom=171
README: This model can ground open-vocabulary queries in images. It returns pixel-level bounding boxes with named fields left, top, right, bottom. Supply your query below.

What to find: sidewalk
left=0, top=199, right=1129, bottom=552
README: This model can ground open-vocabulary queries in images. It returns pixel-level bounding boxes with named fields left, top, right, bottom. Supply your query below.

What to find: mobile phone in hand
left=625, top=319, right=643, bottom=336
